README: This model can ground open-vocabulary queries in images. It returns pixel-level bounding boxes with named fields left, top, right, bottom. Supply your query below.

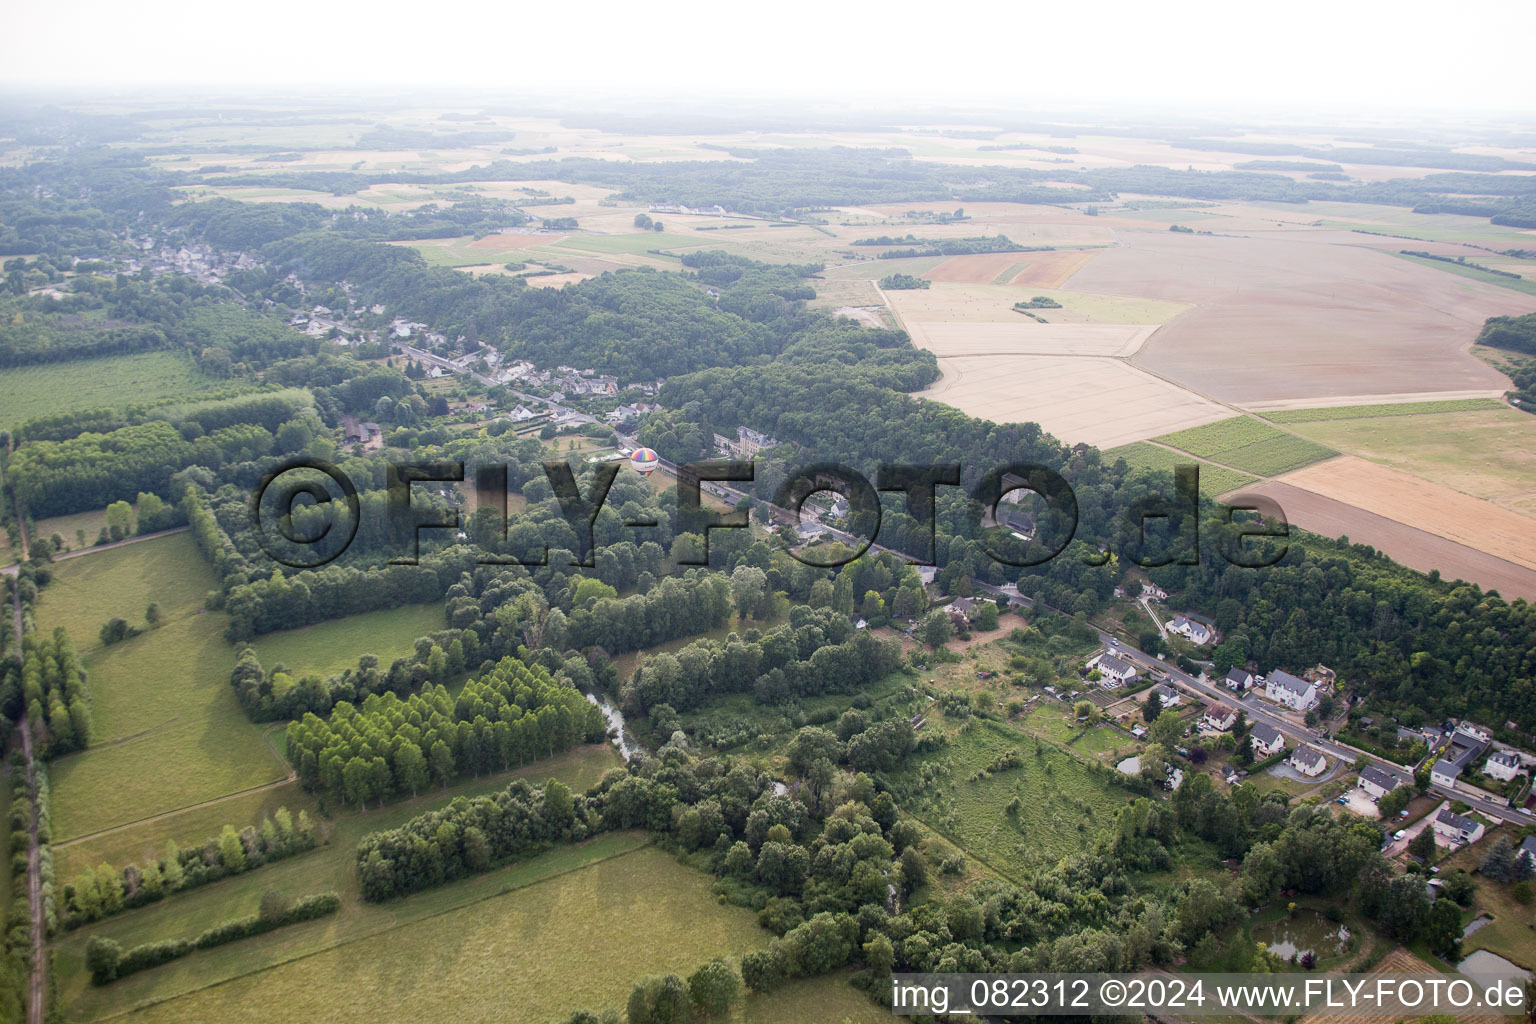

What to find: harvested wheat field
left=524, top=272, right=594, bottom=289
left=1228, top=480, right=1536, bottom=600
left=923, top=252, right=1038, bottom=284
left=1275, top=456, right=1536, bottom=572
left=915, top=354, right=1231, bottom=448
left=905, top=321, right=1157, bottom=357
left=884, top=282, right=1187, bottom=326
left=1008, top=248, right=1100, bottom=287
left=1067, top=232, right=1536, bottom=404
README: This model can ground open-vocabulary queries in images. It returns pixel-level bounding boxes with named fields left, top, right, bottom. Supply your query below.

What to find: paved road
left=393, top=343, right=596, bottom=426
left=1096, top=631, right=1531, bottom=825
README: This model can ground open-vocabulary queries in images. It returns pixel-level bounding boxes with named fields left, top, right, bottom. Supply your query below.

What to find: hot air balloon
left=629, top=447, right=660, bottom=477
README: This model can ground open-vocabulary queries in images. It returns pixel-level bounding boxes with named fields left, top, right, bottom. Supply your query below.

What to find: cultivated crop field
left=883, top=281, right=1189, bottom=325
left=896, top=721, right=1129, bottom=877
left=1103, top=442, right=1257, bottom=497
left=1066, top=232, right=1535, bottom=405
left=1153, top=417, right=1338, bottom=476
left=0, top=351, right=217, bottom=428
left=904, top=321, right=1158, bottom=357
left=1262, top=397, right=1508, bottom=422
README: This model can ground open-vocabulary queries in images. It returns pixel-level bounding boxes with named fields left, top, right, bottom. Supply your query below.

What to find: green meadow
left=0, top=351, right=217, bottom=428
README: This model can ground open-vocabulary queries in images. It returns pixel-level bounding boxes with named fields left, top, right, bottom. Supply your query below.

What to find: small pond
left=1255, top=911, right=1353, bottom=960
left=1458, top=949, right=1531, bottom=987
left=1462, top=914, right=1492, bottom=938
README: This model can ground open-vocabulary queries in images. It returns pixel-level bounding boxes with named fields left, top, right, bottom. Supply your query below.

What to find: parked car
left=1393, top=829, right=1407, bottom=841
left=1335, top=796, right=1349, bottom=805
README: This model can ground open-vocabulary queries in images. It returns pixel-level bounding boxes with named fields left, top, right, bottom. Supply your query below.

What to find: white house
left=1266, top=670, right=1318, bottom=711
left=1168, top=615, right=1214, bottom=645
left=1456, top=721, right=1492, bottom=745
left=1249, top=722, right=1286, bottom=757
left=507, top=405, right=538, bottom=422
left=1154, top=683, right=1181, bottom=707
left=1485, top=750, right=1523, bottom=783
left=1224, top=668, right=1254, bottom=692
left=1289, top=745, right=1328, bottom=778
left=794, top=521, right=828, bottom=542
left=1357, top=765, right=1401, bottom=801
left=1140, top=581, right=1167, bottom=601
left=1432, top=808, right=1485, bottom=845
left=1093, top=653, right=1138, bottom=684
left=1430, top=759, right=1462, bottom=788
left=1201, top=703, right=1237, bottom=732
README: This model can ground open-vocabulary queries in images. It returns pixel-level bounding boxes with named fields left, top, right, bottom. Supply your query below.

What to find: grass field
left=1281, top=406, right=1536, bottom=512
left=1103, top=441, right=1258, bottom=497
left=55, top=780, right=316, bottom=881
left=85, top=841, right=765, bottom=1024
left=1394, top=252, right=1536, bottom=297
left=555, top=231, right=709, bottom=255
left=0, top=351, right=218, bottom=428
left=248, top=603, right=446, bottom=679
left=896, top=720, right=1129, bottom=878
left=1261, top=397, right=1508, bottom=423
left=37, top=534, right=288, bottom=841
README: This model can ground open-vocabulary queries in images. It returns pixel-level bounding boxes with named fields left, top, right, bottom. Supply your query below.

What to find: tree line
left=63, top=806, right=316, bottom=927
left=283, top=656, right=606, bottom=808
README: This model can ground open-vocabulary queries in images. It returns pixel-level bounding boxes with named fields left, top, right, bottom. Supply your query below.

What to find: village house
left=1432, top=728, right=1490, bottom=788
left=1201, top=703, right=1236, bottom=732
left=507, top=405, right=538, bottom=422
left=944, top=597, right=977, bottom=621
left=794, top=521, right=828, bottom=543
left=1224, top=668, right=1255, bottom=692
left=1167, top=615, right=1214, bottom=645
left=1092, top=653, right=1138, bottom=684
left=1140, top=581, right=1167, bottom=601
left=1432, top=808, right=1485, bottom=845
left=1430, top=759, right=1462, bottom=788
left=1154, top=683, right=1181, bottom=707
left=1357, top=765, right=1401, bottom=801
left=1265, top=670, right=1318, bottom=711
left=1249, top=722, right=1286, bottom=757
left=1289, top=745, right=1328, bottom=778
left=1484, top=750, right=1523, bottom=782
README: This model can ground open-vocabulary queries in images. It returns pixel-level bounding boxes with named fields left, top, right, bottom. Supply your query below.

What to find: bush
left=1515, top=881, right=1534, bottom=906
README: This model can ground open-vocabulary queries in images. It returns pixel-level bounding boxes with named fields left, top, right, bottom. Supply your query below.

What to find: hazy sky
left=4, top=0, right=1534, bottom=113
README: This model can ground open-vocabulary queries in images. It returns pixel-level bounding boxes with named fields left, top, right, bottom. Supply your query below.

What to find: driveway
left=1341, top=787, right=1380, bottom=818
left=1384, top=800, right=1446, bottom=857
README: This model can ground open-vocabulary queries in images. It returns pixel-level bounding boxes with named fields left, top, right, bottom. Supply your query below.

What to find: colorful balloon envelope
left=629, top=447, right=660, bottom=476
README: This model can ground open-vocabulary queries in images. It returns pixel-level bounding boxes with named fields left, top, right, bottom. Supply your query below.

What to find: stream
left=584, top=690, right=641, bottom=761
